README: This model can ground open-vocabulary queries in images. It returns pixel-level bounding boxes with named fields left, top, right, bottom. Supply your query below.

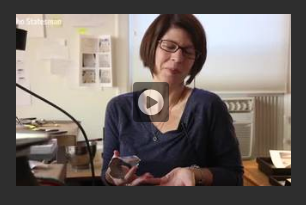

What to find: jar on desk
left=67, top=141, right=97, bottom=170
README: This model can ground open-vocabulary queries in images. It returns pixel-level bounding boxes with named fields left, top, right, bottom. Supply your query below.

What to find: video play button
left=138, top=89, right=164, bottom=115
left=147, top=96, right=158, bottom=109
left=133, top=82, right=169, bottom=122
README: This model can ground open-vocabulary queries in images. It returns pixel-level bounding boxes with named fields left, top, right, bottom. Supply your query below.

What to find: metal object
left=109, top=156, right=141, bottom=179
left=68, top=141, right=97, bottom=170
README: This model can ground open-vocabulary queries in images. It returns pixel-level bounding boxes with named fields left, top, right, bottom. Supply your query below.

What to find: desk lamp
left=16, top=27, right=96, bottom=185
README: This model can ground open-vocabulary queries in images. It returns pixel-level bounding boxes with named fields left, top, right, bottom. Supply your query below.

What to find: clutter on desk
left=16, top=129, right=50, bottom=155
left=256, top=157, right=291, bottom=176
left=269, top=176, right=291, bottom=186
left=67, top=140, right=99, bottom=170
left=29, top=138, right=58, bottom=162
left=16, top=117, right=60, bottom=127
left=29, top=160, right=49, bottom=169
left=269, top=150, right=291, bottom=168
left=256, top=150, right=291, bottom=186
left=16, top=118, right=68, bottom=135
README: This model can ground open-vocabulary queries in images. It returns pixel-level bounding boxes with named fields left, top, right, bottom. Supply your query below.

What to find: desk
left=33, top=164, right=66, bottom=183
left=16, top=121, right=77, bottom=185
left=243, top=160, right=271, bottom=186
left=17, top=120, right=78, bottom=163
left=41, top=121, right=78, bottom=147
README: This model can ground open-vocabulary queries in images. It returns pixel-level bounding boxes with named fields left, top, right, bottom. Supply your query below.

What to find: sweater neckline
left=146, top=87, right=197, bottom=136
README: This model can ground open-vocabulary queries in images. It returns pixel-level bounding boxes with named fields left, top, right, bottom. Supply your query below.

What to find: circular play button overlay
left=133, top=82, right=169, bottom=122
left=138, top=89, right=164, bottom=115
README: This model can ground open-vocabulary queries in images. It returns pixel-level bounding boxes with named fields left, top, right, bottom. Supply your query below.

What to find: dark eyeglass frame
left=158, top=40, right=201, bottom=60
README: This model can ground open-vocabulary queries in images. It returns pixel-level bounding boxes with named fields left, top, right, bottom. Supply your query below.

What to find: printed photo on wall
left=99, top=53, right=110, bottom=68
left=81, top=38, right=99, bottom=53
left=79, top=35, right=113, bottom=87
left=82, top=69, right=96, bottom=84
left=99, top=38, right=111, bottom=53
left=99, top=69, right=112, bottom=85
left=82, top=54, right=96, bottom=67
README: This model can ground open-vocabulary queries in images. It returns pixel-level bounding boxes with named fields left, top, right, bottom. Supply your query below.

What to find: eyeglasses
left=158, top=40, right=201, bottom=60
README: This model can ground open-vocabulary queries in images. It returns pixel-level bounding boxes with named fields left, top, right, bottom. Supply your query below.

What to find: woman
left=102, top=14, right=243, bottom=186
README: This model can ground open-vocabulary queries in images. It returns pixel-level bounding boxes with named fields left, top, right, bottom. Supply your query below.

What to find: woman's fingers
left=158, top=176, right=170, bottom=186
left=111, top=167, right=135, bottom=186
left=140, top=177, right=161, bottom=186
left=124, top=166, right=138, bottom=182
left=130, top=173, right=161, bottom=186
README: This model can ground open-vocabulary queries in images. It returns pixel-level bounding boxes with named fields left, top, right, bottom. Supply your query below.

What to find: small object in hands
left=109, top=155, right=141, bottom=179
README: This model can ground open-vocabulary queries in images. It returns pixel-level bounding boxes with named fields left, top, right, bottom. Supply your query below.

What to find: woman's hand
left=159, top=167, right=196, bottom=186
left=106, top=150, right=161, bottom=186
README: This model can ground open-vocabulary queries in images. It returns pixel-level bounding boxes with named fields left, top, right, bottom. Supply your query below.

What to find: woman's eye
left=184, top=48, right=195, bottom=55
left=165, top=44, right=176, bottom=50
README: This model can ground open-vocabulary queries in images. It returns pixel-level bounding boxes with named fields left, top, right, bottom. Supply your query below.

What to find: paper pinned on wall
left=50, top=59, right=74, bottom=76
left=80, top=37, right=99, bottom=53
left=16, top=50, right=31, bottom=106
left=39, top=38, right=69, bottom=60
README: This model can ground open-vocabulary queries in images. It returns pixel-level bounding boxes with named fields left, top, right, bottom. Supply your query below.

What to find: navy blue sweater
left=102, top=88, right=244, bottom=185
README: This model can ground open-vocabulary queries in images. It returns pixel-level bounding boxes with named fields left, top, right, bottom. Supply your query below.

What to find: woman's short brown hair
left=140, top=14, right=207, bottom=85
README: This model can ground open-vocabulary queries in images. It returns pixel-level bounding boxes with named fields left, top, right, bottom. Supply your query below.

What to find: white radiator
left=254, top=95, right=284, bottom=157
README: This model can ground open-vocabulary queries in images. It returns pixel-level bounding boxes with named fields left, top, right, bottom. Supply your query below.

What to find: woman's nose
left=170, top=48, right=184, bottom=62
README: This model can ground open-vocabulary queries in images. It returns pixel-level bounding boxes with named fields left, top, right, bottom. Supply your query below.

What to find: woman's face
left=154, top=27, right=195, bottom=86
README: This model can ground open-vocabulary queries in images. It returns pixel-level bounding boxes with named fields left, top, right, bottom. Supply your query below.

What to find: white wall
left=16, top=14, right=129, bottom=141
left=130, top=14, right=291, bottom=93
left=129, top=14, right=159, bottom=85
